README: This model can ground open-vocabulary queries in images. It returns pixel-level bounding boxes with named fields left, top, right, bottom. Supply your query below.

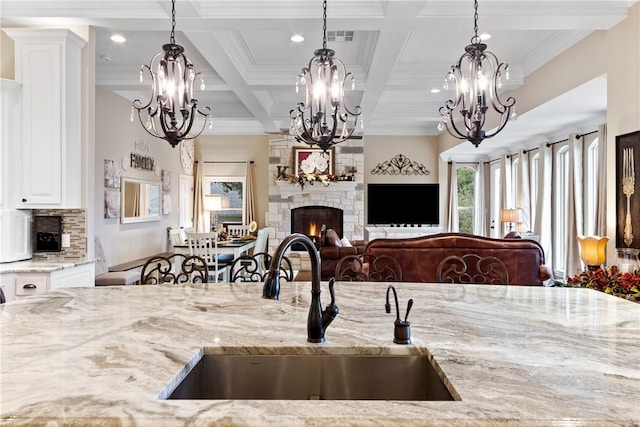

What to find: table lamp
left=576, top=235, right=608, bottom=271
left=204, top=194, right=223, bottom=232
left=500, top=208, right=523, bottom=238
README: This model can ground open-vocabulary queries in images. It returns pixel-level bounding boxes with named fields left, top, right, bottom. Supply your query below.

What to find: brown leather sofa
left=319, top=229, right=366, bottom=280
left=364, top=232, right=552, bottom=286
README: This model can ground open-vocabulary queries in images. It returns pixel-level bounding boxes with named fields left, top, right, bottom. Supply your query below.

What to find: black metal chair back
left=229, top=252, right=294, bottom=283
left=436, top=254, right=509, bottom=285
left=334, top=253, right=403, bottom=282
left=140, top=253, right=209, bottom=284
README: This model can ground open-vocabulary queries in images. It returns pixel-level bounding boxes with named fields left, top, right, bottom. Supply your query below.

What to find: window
left=584, top=137, right=599, bottom=235
left=553, top=145, right=570, bottom=275
left=206, top=177, right=246, bottom=226
left=457, top=166, right=475, bottom=234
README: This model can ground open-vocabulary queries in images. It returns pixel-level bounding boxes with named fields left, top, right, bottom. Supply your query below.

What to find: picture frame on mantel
left=616, top=130, right=640, bottom=251
left=293, top=147, right=334, bottom=176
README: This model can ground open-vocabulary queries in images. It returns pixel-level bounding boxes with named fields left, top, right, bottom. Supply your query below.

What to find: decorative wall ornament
left=371, top=154, right=431, bottom=175
left=104, top=159, right=121, bottom=188
left=104, top=190, right=120, bottom=219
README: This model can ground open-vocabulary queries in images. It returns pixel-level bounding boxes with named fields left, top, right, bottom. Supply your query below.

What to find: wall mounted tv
left=367, top=183, right=439, bottom=226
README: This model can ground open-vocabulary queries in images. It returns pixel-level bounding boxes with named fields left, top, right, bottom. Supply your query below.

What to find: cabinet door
left=50, top=263, right=95, bottom=290
left=6, top=29, right=85, bottom=208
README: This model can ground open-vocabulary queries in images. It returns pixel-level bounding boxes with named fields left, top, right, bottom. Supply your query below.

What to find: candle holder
left=617, top=248, right=640, bottom=274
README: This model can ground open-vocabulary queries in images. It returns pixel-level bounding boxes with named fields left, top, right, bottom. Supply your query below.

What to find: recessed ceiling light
left=479, top=33, right=492, bottom=41
left=110, top=34, right=126, bottom=43
left=290, top=34, right=304, bottom=43
left=430, top=88, right=441, bottom=94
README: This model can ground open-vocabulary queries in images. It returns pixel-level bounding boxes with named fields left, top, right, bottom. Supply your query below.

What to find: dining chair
left=186, top=232, right=231, bottom=283
left=334, top=253, right=403, bottom=282
left=140, top=253, right=209, bottom=284
left=168, top=227, right=187, bottom=248
left=226, top=224, right=252, bottom=239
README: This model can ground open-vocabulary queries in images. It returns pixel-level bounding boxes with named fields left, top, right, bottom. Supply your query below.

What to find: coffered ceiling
left=1, top=1, right=636, bottom=154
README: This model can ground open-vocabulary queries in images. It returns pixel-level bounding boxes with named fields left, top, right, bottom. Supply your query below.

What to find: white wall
left=94, top=90, right=182, bottom=266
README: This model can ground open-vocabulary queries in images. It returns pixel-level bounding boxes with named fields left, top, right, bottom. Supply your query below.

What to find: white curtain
left=473, top=162, right=487, bottom=236
left=244, top=161, right=256, bottom=224
left=517, top=151, right=531, bottom=232
left=594, top=123, right=607, bottom=236
left=564, top=134, right=584, bottom=277
left=499, top=154, right=511, bottom=235
left=193, top=159, right=206, bottom=232
left=447, top=161, right=459, bottom=232
left=534, top=143, right=553, bottom=274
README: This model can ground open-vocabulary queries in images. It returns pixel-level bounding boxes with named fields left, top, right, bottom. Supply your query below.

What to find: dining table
left=173, top=238, right=256, bottom=261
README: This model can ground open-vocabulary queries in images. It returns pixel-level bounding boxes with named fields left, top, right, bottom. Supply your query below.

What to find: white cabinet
left=0, top=79, right=31, bottom=263
left=4, top=29, right=86, bottom=208
left=0, top=79, right=22, bottom=209
left=365, top=226, right=444, bottom=241
left=7, top=262, right=95, bottom=300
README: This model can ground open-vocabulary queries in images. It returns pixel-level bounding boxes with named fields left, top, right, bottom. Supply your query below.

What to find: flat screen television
left=367, top=183, right=439, bottom=226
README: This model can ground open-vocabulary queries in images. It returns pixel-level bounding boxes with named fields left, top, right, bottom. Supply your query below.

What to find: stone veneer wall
left=32, top=209, right=87, bottom=260
left=267, top=136, right=364, bottom=272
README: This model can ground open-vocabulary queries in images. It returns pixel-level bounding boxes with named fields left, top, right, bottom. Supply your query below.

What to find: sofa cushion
left=325, top=229, right=342, bottom=247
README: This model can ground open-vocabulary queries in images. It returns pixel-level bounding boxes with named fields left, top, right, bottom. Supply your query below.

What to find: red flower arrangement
left=567, top=266, right=640, bottom=302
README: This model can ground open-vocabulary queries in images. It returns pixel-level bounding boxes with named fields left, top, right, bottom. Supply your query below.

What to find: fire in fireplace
left=291, top=206, right=343, bottom=248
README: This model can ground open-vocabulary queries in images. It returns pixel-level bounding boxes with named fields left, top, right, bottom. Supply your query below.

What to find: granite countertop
left=0, top=281, right=638, bottom=426
left=0, top=258, right=95, bottom=274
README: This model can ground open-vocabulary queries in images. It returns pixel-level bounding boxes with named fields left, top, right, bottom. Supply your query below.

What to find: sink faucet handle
left=322, top=278, right=339, bottom=326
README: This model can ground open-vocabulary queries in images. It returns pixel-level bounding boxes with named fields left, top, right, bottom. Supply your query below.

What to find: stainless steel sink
left=164, top=353, right=454, bottom=401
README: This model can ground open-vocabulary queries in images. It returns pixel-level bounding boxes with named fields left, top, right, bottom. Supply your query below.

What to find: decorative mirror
left=120, top=177, right=162, bottom=224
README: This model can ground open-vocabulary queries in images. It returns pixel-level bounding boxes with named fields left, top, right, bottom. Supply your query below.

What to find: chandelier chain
left=473, top=0, right=479, bottom=40
left=322, top=0, right=327, bottom=50
left=170, top=0, right=176, bottom=44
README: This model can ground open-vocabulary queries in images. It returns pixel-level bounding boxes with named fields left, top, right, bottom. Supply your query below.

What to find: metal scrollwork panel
left=436, top=254, right=509, bottom=285
left=371, top=154, right=431, bottom=175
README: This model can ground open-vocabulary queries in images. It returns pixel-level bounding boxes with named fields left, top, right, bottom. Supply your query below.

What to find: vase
left=617, top=248, right=640, bottom=274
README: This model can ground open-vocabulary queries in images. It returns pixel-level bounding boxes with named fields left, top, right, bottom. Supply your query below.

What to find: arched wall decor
left=371, top=154, right=431, bottom=175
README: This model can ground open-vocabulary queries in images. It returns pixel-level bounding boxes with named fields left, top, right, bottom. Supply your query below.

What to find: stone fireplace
left=267, top=136, right=364, bottom=271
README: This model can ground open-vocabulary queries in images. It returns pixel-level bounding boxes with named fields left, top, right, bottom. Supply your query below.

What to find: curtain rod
left=487, top=128, right=600, bottom=161
left=195, top=160, right=254, bottom=164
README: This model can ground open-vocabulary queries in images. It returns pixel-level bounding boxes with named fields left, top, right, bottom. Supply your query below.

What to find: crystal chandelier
left=438, top=0, right=515, bottom=147
left=290, top=0, right=362, bottom=152
left=131, top=0, right=212, bottom=148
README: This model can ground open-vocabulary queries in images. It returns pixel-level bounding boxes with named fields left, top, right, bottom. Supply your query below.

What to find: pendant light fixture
left=131, top=0, right=212, bottom=148
left=438, top=0, right=515, bottom=147
left=290, top=0, right=362, bottom=152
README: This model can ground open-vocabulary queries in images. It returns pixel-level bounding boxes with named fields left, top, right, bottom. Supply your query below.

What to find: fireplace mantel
left=276, top=181, right=357, bottom=199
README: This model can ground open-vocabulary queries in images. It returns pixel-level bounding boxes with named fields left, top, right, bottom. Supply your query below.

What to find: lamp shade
left=576, top=235, right=609, bottom=268
left=500, top=208, right=522, bottom=223
left=204, top=194, right=222, bottom=212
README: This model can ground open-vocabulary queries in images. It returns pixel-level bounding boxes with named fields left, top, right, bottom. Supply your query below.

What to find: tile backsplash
left=32, top=209, right=87, bottom=260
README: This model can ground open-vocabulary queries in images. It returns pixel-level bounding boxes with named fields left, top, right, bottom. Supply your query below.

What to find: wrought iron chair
left=140, top=253, right=209, bottom=284
left=334, top=253, right=403, bottom=282
left=0, top=285, right=6, bottom=304
left=229, top=252, right=294, bottom=283
left=436, top=254, right=510, bottom=285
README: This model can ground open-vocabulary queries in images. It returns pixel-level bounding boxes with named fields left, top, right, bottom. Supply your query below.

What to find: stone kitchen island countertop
left=0, top=281, right=638, bottom=426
